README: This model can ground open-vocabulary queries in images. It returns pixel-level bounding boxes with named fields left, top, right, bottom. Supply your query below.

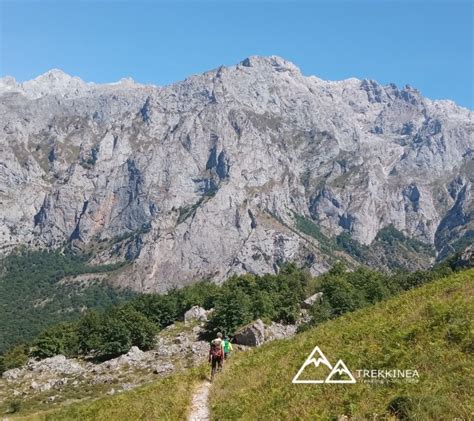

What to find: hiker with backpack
left=209, top=332, right=225, bottom=381
left=223, top=335, right=233, bottom=359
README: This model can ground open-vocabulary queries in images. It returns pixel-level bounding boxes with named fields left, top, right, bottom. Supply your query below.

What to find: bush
left=206, top=289, right=252, bottom=336
left=309, top=299, right=333, bottom=324
left=320, top=276, right=367, bottom=316
left=0, top=344, right=29, bottom=373
left=387, top=395, right=413, bottom=420
left=346, top=267, right=390, bottom=303
left=96, top=307, right=157, bottom=358
left=76, top=310, right=104, bottom=354
left=32, top=322, right=79, bottom=359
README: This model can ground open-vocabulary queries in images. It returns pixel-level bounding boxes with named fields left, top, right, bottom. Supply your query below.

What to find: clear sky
left=1, top=0, right=473, bottom=108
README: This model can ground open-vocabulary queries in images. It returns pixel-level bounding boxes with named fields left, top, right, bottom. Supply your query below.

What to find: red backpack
left=210, top=340, right=223, bottom=358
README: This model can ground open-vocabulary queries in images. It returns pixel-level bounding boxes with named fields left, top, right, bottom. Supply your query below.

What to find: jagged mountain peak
left=34, top=68, right=74, bottom=81
left=0, top=56, right=472, bottom=292
left=238, top=55, right=301, bottom=73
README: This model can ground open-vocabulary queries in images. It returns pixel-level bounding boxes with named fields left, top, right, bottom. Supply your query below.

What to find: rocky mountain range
left=0, top=56, right=472, bottom=292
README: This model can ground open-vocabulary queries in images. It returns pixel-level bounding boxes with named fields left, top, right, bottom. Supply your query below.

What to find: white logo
left=292, top=346, right=356, bottom=384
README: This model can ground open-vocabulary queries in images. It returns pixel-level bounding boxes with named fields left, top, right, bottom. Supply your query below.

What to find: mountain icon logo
left=292, top=346, right=356, bottom=384
left=325, top=359, right=356, bottom=384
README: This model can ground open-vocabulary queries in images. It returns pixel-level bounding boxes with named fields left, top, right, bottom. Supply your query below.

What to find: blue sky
left=1, top=0, right=473, bottom=108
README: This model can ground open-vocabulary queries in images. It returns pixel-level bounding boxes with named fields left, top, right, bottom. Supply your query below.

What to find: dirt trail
left=188, top=380, right=211, bottom=421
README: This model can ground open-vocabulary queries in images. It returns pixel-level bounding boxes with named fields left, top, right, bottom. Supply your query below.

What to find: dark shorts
left=211, top=356, right=223, bottom=369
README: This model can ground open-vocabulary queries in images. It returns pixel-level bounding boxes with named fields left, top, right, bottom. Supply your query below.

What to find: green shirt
left=223, top=339, right=233, bottom=353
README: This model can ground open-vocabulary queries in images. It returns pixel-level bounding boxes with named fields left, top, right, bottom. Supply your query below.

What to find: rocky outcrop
left=184, top=306, right=210, bottom=324
left=0, top=56, right=472, bottom=291
left=454, top=244, right=474, bottom=269
left=2, top=355, right=85, bottom=381
left=264, top=322, right=297, bottom=342
left=0, top=322, right=211, bottom=404
left=234, top=319, right=266, bottom=346
left=301, top=292, right=324, bottom=309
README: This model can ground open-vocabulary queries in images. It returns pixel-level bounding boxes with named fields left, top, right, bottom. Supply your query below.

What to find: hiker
left=223, top=335, right=233, bottom=359
left=209, top=332, right=225, bottom=381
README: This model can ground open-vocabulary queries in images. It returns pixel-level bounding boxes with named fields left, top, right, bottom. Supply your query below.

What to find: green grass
left=16, top=366, right=207, bottom=421
left=210, top=269, right=474, bottom=420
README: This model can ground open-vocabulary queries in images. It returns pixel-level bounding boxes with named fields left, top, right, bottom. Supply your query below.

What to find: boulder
left=301, top=292, right=323, bottom=309
left=100, top=346, right=148, bottom=370
left=26, top=355, right=85, bottom=375
left=234, top=319, right=265, bottom=347
left=2, top=368, right=23, bottom=381
left=125, top=346, right=145, bottom=362
left=265, top=322, right=297, bottom=342
left=30, top=380, right=53, bottom=392
left=153, top=362, right=174, bottom=375
left=184, top=306, right=209, bottom=324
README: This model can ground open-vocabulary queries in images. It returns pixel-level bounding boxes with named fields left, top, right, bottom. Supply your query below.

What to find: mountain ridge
left=0, top=56, right=472, bottom=292
left=2, top=55, right=472, bottom=110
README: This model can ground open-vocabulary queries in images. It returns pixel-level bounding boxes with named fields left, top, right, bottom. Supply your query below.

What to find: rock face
left=184, top=306, right=209, bottom=324
left=454, top=244, right=474, bottom=269
left=301, top=292, right=324, bottom=309
left=234, top=319, right=266, bottom=346
left=0, top=56, right=472, bottom=291
left=264, top=322, right=297, bottom=342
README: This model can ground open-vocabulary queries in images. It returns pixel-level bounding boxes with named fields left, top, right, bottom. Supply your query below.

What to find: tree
left=346, top=267, right=390, bottom=304
left=76, top=310, right=103, bottom=354
left=32, top=323, right=79, bottom=358
left=206, top=289, right=252, bottom=336
left=309, top=299, right=333, bottom=324
left=0, top=344, right=29, bottom=373
left=96, top=307, right=157, bottom=358
left=320, top=276, right=366, bottom=316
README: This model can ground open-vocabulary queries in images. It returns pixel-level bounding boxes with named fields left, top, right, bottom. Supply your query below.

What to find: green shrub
left=309, top=299, right=333, bottom=324
left=319, top=276, right=367, bottom=316
left=32, top=322, right=79, bottom=358
left=206, top=289, right=252, bottom=336
left=96, top=307, right=157, bottom=358
left=387, top=395, right=413, bottom=420
left=0, top=344, right=28, bottom=373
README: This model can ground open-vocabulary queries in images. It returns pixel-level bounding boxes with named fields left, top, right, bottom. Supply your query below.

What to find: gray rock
left=456, top=244, right=474, bottom=269
left=121, top=383, right=136, bottom=391
left=98, top=346, right=148, bottom=370
left=234, top=319, right=266, bottom=347
left=2, top=368, right=23, bottom=381
left=30, top=380, right=52, bottom=392
left=153, top=362, right=174, bottom=374
left=124, top=346, right=145, bottom=362
left=0, top=56, right=472, bottom=291
left=53, top=378, right=68, bottom=389
left=90, top=375, right=114, bottom=385
left=301, top=292, right=324, bottom=309
left=184, top=306, right=209, bottom=324
left=265, top=322, right=297, bottom=342
left=26, top=355, right=85, bottom=376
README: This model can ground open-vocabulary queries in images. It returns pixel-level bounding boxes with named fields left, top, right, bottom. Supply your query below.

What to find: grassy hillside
left=210, top=269, right=474, bottom=420
left=14, top=366, right=206, bottom=421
